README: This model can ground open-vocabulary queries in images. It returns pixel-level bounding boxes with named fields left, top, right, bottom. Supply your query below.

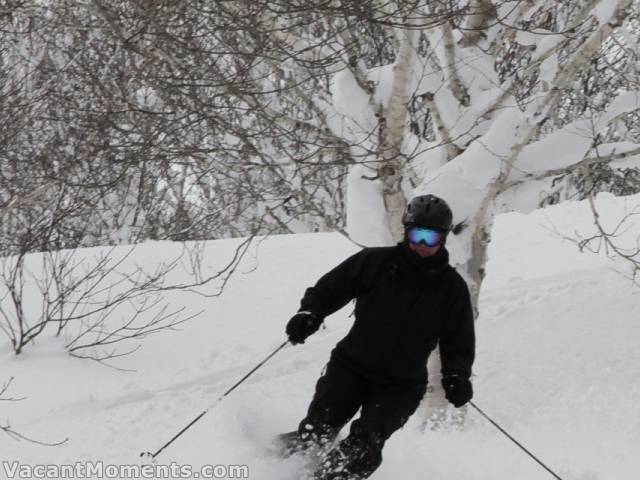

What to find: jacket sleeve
left=299, top=249, right=370, bottom=319
left=439, top=276, right=476, bottom=379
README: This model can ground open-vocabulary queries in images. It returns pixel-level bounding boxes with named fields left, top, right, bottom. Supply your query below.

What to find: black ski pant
left=297, top=358, right=426, bottom=479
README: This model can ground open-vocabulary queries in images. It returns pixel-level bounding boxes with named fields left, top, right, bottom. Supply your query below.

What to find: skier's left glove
left=442, top=374, right=473, bottom=408
left=286, top=311, right=323, bottom=345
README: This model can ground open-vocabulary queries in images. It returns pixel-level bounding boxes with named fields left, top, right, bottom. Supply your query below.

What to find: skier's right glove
left=286, top=311, right=322, bottom=344
left=442, top=374, right=473, bottom=408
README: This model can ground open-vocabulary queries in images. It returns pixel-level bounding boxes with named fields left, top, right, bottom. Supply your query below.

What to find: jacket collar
left=393, top=240, right=450, bottom=278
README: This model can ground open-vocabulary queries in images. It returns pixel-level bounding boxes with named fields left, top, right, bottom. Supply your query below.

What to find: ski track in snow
left=2, top=195, right=640, bottom=479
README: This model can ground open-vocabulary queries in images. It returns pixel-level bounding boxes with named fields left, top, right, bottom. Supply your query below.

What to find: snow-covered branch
left=420, top=92, right=462, bottom=161
left=441, top=21, right=470, bottom=107
left=459, top=0, right=496, bottom=46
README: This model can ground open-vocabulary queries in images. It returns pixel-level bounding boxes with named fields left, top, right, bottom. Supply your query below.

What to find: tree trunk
left=379, top=27, right=416, bottom=243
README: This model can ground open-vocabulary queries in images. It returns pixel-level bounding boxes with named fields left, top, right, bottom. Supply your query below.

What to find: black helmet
left=402, top=194, right=453, bottom=231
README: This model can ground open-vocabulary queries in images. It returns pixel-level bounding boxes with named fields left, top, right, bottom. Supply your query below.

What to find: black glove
left=442, top=374, right=473, bottom=408
left=286, top=311, right=322, bottom=344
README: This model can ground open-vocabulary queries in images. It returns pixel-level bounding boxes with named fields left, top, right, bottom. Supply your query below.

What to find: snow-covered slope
left=2, top=193, right=639, bottom=480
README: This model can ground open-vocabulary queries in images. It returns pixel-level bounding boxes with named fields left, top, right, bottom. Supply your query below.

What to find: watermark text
left=2, top=461, right=249, bottom=479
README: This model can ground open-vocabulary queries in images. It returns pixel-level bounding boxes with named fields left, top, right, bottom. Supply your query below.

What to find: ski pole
left=469, top=401, right=565, bottom=480
left=140, top=339, right=290, bottom=460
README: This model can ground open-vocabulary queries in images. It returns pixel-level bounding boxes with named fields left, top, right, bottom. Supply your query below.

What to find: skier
left=279, top=194, right=475, bottom=480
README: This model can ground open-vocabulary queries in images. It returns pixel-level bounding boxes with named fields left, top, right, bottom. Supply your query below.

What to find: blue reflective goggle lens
left=407, top=227, right=444, bottom=247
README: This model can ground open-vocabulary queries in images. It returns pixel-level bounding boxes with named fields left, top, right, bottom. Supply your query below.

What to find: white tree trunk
left=379, top=27, right=417, bottom=243
left=459, top=0, right=497, bottom=46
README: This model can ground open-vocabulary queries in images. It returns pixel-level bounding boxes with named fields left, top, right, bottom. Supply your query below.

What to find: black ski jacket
left=299, top=242, right=475, bottom=385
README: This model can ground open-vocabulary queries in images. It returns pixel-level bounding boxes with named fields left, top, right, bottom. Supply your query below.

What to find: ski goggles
left=407, top=227, right=445, bottom=247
